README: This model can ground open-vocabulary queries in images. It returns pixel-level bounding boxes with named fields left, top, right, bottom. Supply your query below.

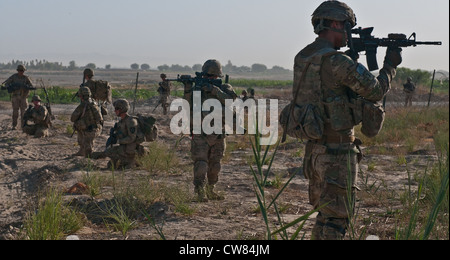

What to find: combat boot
left=194, top=185, right=208, bottom=202
left=206, top=184, right=224, bottom=201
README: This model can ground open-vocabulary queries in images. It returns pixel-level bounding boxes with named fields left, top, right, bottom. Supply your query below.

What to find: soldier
left=158, top=73, right=172, bottom=115
left=2, top=65, right=35, bottom=130
left=285, top=1, right=402, bottom=239
left=81, top=68, right=110, bottom=116
left=91, top=99, right=145, bottom=169
left=71, top=87, right=103, bottom=157
left=183, top=59, right=237, bottom=202
left=240, top=89, right=249, bottom=102
left=403, top=77, right=416, bottom=107
left=22, top=95, right=50, bottom=138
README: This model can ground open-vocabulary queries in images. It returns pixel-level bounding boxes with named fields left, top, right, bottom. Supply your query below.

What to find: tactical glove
left=384, top=47, right=403, bottom=68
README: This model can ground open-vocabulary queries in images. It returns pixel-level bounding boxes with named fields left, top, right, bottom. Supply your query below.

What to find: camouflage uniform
left=3, top=65, right=34, bottom=129
left=403, top=77, right=416, bottom=107
left=290, top=1, right=401, bottom=239
left=158, top=74, right=171, bottom=115
left=71, top=87, right=103, bottom=157
left=22, top=95, right=50, bottom=138
left=184, top=60, right=237, bottom=201
left=92, top=99, right=145, bottom=168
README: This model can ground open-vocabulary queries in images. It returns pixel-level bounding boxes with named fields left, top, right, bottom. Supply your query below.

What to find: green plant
left=21, top=188, right=84, bottom=240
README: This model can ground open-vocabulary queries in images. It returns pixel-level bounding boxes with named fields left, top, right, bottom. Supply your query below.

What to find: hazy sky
left=1, top=0, right=448, bottom=71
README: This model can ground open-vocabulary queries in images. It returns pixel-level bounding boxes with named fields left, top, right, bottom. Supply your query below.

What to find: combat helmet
left=113, top=99, right=130, bottom=114
left=202, top=59, right=223, bottom=78
left=79, top=86, right=92, bottom=98
left=312, top=1, right=356, bottom=34
left=83, top=68, right=94, bottom=78
left=32, top=95, right=42, bottom=102
left=17, top=65, right=27, bottom=71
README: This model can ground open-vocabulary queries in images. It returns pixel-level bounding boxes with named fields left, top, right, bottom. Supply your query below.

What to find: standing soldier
left=183, top=59, right=237, bottom=202
left=2, top=65, right=35, bottom=130
left=22, top=95, right=50, bottom=138
left=71, top=87, right=103, bottom=157
left=91, top=99, right=145, bottom=169
left=240, top=89, right=249, bottom=102
left=403, top=77, right=416, bottom=107
left=282, top=1, right=402, bottom=239
left=158, top=73, right=172, bottom=115
left=81, top=68, right=111, bottom=116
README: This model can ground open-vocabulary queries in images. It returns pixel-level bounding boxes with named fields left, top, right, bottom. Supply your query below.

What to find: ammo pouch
left=74, top=119, right=87, bottom=131
left=280, top=103, right=324, bottom=140
left=361, top=101, right=385, bottom=138
left=322, top=95, right=355, bottom=131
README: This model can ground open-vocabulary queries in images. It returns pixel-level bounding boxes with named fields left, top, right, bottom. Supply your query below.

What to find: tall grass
left=249, top=119, right=319, bottom=240
left=395, top=144, right=449, bottom=240
left=21, top=188, right=84, bottom=240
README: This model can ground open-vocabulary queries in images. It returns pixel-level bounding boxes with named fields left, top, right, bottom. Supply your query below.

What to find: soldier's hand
left=201, top=84, right=215, bottom=93
left=384, top=47, right=402, bottom=68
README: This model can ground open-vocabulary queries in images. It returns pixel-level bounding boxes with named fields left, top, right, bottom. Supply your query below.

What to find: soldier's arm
left=211, top=84, right=237, bottom=104
left=118, top=118, right=138, bottom=145
left=71, top=104, right=84, bottom=122
left=32, top=107, right=47, bottom=122
left=327, top=53, right=395, bottom=102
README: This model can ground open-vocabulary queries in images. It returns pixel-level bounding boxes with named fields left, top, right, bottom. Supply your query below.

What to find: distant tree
left=192, top=64, right=202, bottom=72
left=105, top=64, right=111, bottom=70
left=141, top=63, right=150, bottom=70
left=158, top=64, right=170, bottom=71
left=130, top=63, right=139, bottom=70
left=68, top=60, right=77, bottom=70
left=86, top=63, right=96, bottom=70
left=251, top=63, right=267, bottom=73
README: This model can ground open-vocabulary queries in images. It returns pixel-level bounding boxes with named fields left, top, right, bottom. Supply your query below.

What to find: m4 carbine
left=347, top=26, right=442, bottom=71
left=166, top=72, right=223, bottom=91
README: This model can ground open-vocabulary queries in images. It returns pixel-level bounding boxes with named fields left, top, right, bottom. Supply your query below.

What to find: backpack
left=90, top=80, right=112, bottom=103
left=135, top=114, right=158, bottom=142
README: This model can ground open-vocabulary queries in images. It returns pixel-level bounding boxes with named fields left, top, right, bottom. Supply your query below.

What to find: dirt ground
left=0, top=95, right=445, bottom=241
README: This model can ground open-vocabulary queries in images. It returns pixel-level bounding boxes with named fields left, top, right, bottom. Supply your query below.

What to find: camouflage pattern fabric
left=294, top=37, right=395, bottom=239
left=158, top=80, right=171, bottom=115
left=71, top=100, right=103, bottom=157
left=4, top=73, right=33, bottom=128
left=92, top=114, right=144, bottom=168
left=22, top=105, right=49, bottom=138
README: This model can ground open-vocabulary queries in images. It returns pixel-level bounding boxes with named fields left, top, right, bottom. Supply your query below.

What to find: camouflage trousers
left=404, top=92, right=414, bottom=107
left=191, top=134, right=226, bottom=188
left=303, top=141, right=360, bottom=240
left=23, top=124, right=49, bottom=138
left=159, top=94, right=169, bottom=115
left=92, top=143, right=146, bottom=169
left=76, top=127, right=102, bottom=157
left=11, top=95, right=28, bottom=128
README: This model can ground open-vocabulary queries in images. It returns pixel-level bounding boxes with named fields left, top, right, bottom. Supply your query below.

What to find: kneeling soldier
left=92, top=99, right=145, bottom=169
left=22, top=95, right=50, bottom=138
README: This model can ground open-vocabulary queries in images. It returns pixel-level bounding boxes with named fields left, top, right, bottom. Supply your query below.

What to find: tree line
left=0, top=59, right=291, bottom=74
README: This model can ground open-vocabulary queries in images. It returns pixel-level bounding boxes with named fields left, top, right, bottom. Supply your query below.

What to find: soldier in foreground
left=22, top=95, right=50, bottom=138
left=91, top=99, right=145, bottom=169
left=158, top=73, right=172, bottom=115
left=403, top=77, right=416, bottom=107
left=71, top=87, right=103, bottom=157
left=183, top=60, right=237, bottom=202
left=281, top=1, right=402, bottom=239
left=1, top=65, right=35, bottom=130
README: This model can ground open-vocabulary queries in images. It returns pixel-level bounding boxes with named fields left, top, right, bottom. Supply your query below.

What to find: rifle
left=347, top=26, right=442, bottom=71
left=72, top=77, right=86, bottom=101
left=105, top=123, right=119, bottom=151
left=39, top=80, right=55, bottom=122
left=166, top=72, right=223, bottom=92
left=132, top=72, right=139, bottom=115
